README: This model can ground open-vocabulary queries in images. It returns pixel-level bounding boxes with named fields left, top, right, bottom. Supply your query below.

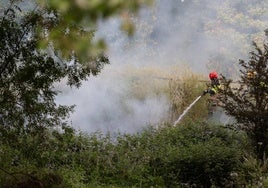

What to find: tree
left=0, top=0, right=152, bottom=186
left=0, top=0, right=152, bottom=139
left=0, top=2, right=109, bottom=140
left=219, top=30, right=268, bottom=160
left=36, top=0, right=153, bottom=62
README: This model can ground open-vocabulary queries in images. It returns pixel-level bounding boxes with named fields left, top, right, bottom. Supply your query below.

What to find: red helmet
left=209, top=71, right=218, bottom=80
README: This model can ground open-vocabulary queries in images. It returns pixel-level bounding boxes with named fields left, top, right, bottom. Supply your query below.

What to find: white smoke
left=57, top=0, right=268, bottom=133
left=57, top=68, right=169, bottom=134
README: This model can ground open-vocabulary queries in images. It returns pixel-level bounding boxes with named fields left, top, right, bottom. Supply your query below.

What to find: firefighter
left=203, top=71, right=221, bottom=96
left=203, top=71, right=221, bottom=116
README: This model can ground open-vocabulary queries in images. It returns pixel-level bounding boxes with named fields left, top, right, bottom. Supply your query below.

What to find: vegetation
left=168, top=69, right=208, bottom=122
left=0, top=0, right=109, bottom=143
left=1, top=0, right=268, bottom=187
left=204, top=0, right=268, bottom=78
left=36, top=0, right=153, bottom=61
left=0, top=121, right=248, bottom=187
left=219, top=31, right=268, bottom=161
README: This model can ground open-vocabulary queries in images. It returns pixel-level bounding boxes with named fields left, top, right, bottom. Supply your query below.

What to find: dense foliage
left=219, top=31, right=268, bottom=160
left=1, top=0, right=268, bottom=187
left=0, top=2, right=109, bottom=139
left=0, top=121, right=248, bottom=187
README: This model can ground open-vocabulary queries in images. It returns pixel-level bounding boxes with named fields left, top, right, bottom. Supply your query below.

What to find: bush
left=147, top=121, right=246, bottom=187
left=0, top=120, right=249, bottom=187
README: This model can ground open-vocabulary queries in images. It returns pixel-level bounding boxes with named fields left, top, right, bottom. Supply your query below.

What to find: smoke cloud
left=57, top=71, right=169, bottom=134
left=57, top=0, right=268, bottom=133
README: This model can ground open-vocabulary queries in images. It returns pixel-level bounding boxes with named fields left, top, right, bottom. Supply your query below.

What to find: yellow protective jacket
left=209, top=78, right=221, bottom=95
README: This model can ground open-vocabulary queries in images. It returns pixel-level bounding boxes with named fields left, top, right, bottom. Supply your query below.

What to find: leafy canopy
left=0, top=0, right=153, bottom=133
left=219, top=30, right=268, bottom=160
left=0, top=1, right=109, bottom=138
left=36, top=0, right=153, bottom=61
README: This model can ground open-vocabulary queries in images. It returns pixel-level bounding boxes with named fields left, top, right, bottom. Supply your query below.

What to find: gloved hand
left=203, top=90, right=208, bottom=95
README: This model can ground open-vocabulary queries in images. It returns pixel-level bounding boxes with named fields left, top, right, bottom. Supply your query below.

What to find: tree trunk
left=254, top=126, right=268, bottom=161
